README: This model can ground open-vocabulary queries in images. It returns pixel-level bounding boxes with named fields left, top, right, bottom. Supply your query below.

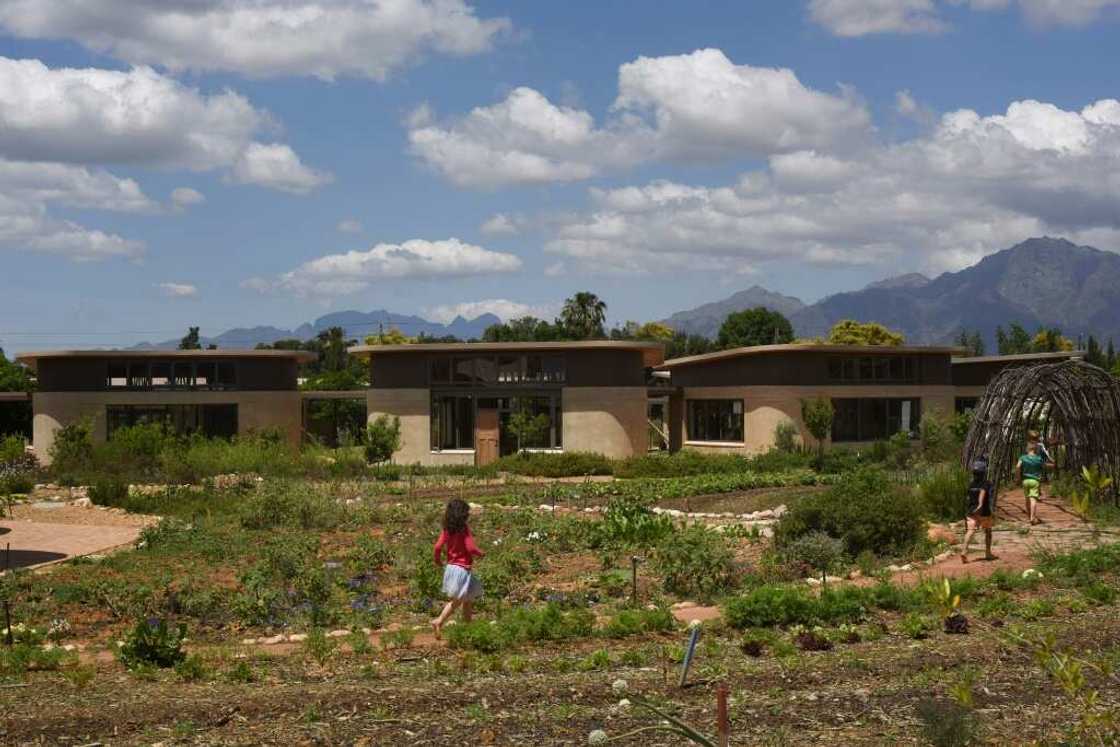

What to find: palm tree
left=560, top=292, right=607, bottom=339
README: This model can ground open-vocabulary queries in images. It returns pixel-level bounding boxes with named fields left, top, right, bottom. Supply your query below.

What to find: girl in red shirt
left=431, top=498, right=484, bottom=638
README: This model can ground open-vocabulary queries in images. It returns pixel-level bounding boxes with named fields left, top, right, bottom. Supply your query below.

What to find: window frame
left=685, top=398, right=745, bottom=445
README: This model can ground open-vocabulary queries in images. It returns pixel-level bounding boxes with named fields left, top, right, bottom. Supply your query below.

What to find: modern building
left=950, top=350, right=1085, bottom=413
left=347, top=341, right=664, bottom=465
left=15, top=349, right=316, bottom=463
left=655, top=343, right=963, bottom=455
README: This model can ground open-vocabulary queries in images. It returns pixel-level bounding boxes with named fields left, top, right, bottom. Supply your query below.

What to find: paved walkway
left=0, top=519, right=142, bottom=571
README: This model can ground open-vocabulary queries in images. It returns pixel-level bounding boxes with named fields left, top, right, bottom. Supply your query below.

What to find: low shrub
left=601, top=606, right=675, bottom=638
left=898, top=612, right=934, bottom=639
left=782, top=531, right=846, bottom=580
left=916, top=698, right=978, bottom=747
left=88, top=478, right=129, bottom=506
left=238, top=481, right=346, bottom=530
left=494, top=451, right=613, bottom=477
left=614, top=451, right=752, bottom=479
left=364, top=415, right=401, bottom=465
left=918, top=466, right=970, bottom=522
left=774, top=468, right=926, bottom=558
left=651, top=524, right=738, bottom=600
left=0, top=642, right=67, bottom=676
left=723, top=586, right=819, bottom=628
left=48, top=419, right=94, bottom=481
left=446, top=603, right=595, bottom=652
left=117, top=618, right=187, bottom=669
left=595, top=495, right=674, bottom=547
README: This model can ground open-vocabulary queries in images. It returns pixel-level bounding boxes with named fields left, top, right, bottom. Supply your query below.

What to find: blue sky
left=2, top=0, right=1119, bottom=352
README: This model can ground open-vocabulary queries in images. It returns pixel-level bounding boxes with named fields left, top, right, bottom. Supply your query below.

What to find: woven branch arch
left=962, top=360, right=1120, bottom=503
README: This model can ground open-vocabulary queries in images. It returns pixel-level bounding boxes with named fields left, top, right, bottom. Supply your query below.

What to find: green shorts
left=1023, top=478, right=1041, bottom=499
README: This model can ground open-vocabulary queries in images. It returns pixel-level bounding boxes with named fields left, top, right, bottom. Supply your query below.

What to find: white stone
left=539, top=504, right=556, bottom=511
left=261, top=634, right=284, bottom=645
left=327, top=629, right=350, bottom=638
left=287, top=633, right=308, bottom=643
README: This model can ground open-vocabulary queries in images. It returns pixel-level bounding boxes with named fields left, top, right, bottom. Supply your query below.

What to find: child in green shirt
left=1018, top=443, right=1053, bottom=525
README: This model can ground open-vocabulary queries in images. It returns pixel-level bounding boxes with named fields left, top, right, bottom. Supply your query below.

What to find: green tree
left=827, top=320, right=904, bottom=346
left=995, top=323, right=1032, bottom=355
left=717, top=307, right=794, bottom=349
left=955, top=329, right=985, bottom=357
left=665, top=332, right=715, bottom=360
left=559, top=292, right=607, bottom=339
left=1085, top=335, right=1105, bottom=368
left=800, top=397, right=835, bottom=468
left=483, top=316, right=564, bottom=342
left=0, top=348, right=34, bottom=437
left=1107, top=339, right=1116, bottom=370
left=1030, top=327, right=1074, bottom=353
left=178, top=326, right=202, bottom=350
left=364, top=415, right=401, bottom=464
left=363, top=326, right=413, bottom=346
left=505, top=407, right=551, bottom=451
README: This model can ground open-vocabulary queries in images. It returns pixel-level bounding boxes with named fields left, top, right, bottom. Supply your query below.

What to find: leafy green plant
left=651, top=524, right=737, bottom=600
left=773, top=420, right=802, bottom=454
left=934, top=578, right=969, bottom=634
left=898, top=612, right=934, bottom=640
left=1075, top=465, right=1114, bottom=519
left=918, top=466, right=970, bottom=522
left=596, top=495, right=673, bottom=547
left=601, top=607, right=675, bottom=638
left=782, top=530, right=846, bottom=583
left=88, top=478, right=129, bottom=506
left=364, top=415, right=401, bottom=464
left=800, top=397, right=834, bottom=468
left=775, top=468, right=926, bottom=558
left=117, top=618, right=188, bottom=669
left=915, top=698, right=978, bottom=747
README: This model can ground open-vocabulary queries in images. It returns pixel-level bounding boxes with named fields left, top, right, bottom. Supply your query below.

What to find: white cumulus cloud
left=479, top=213, right=522, bottom=235
left=0, top=57, right=329, bottom=191
left=0, top=0, right=513, bottom=81
left=247, top=238, right=522, bottom=297
left=170, top=187, right=205, bottom=211
left=0, top=159, right=152, bottom=260
left=409, top=49, right=870, bottom=187
left=424, top=299, right=553, bottom=323
left=811, top=0, right=1120, bottom=36
left=543, top=97, right=1120, bottom=275
left=157, top=282, right=199, bottom=298
left=809, top=0, right=946, bottom=36
left=230, top=143, right=333, bottom=194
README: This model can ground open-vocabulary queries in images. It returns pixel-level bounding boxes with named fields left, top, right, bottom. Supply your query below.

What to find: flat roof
left=15, top=349, right=317, bottom=372
left=658, top=343, right=967, bottom=369
left=348, top=340, right=665, bottom=367
left=951, top=351, right=1085, bottom=365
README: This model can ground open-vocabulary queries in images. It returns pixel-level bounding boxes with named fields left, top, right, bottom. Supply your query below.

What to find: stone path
left=0, top=518, right=144, bottom=571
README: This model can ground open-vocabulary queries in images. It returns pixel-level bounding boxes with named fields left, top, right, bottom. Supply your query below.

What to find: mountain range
left=132, top=237, right=1120, bottom=351
left=663, top=237, right=1120, bottom=347
left=135, top=310, right=500, bottom=349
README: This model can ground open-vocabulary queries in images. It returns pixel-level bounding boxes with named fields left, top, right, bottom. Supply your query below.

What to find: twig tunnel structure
left=962, top=360, right=1120, bottom=504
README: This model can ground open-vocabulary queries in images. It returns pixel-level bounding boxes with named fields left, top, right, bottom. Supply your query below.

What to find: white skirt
left=442, top=563, right=482, bottom=601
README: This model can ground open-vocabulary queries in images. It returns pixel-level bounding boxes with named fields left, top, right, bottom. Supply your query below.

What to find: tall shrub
left=364, top=415, right=401, bottom=464
left=775, top=468, right=926, bottom=558
left=800, top=398, right=834, bottom=468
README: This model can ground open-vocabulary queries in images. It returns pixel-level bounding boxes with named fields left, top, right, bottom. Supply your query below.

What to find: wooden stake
left=716, top=683, right=730, bottom=747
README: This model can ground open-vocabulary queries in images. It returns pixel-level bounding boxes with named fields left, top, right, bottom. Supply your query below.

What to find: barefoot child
left=961, top=459, right=996, bottom=563
left=431, top=498, right=484, bottom=638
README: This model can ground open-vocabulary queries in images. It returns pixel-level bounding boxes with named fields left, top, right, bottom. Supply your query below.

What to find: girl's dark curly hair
left=443, top=498, right=470, bottom=534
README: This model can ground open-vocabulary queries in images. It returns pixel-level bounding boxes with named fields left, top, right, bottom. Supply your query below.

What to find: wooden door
left=475, top=407, right=499, bottom=467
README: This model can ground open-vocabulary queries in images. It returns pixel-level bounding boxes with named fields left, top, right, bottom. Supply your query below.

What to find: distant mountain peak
left=863, top=273, right=930, bottom=291
left=661, top=285, right=805, bottom=338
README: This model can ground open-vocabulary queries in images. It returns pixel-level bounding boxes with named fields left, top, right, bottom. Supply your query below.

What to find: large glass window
left=430, top=354, right=565, bottom=386
left=827, top=356, right=917, bottom=383
left=104, top=360, right=237, bottom=390
left=686, top=399, right=744, bottom=443
left=106, top=404, right=238, bottom=440
left=431, top=394, right=475, bottom=450
left=499, top=395, right=562, bottom=453
left=831, top=398, right=921, bottom=442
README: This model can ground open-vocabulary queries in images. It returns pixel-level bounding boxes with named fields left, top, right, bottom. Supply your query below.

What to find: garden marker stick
left=631, top=555, right=641, bottom=606
left=716, top=683, right=730, bottom=747
left=680, top=623, right=701, bottom=688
